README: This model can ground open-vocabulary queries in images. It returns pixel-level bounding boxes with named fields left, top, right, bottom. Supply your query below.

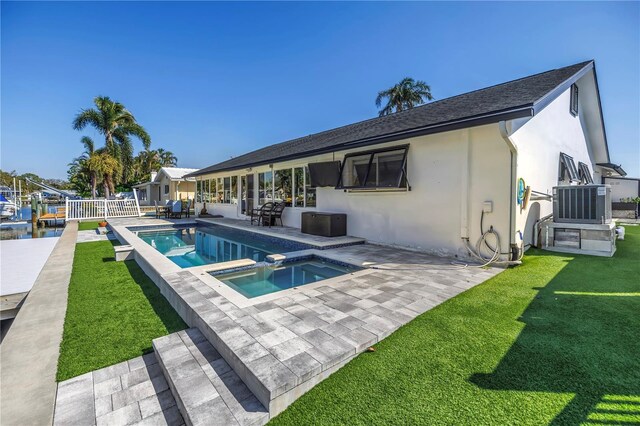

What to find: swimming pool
left=135, top=225, right=310, bottom=268
left=214, top=256, right=361, bottom=298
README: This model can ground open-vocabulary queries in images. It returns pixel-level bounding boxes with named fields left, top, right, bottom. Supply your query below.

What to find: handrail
left=65, top=195, right=142, bottom=221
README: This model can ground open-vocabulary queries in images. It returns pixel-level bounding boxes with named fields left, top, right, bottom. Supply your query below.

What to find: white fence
left=65, top=189, right=142, bottom=221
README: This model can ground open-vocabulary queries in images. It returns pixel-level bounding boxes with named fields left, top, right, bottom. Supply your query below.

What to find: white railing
left=65, top=188, right=142, bottom=221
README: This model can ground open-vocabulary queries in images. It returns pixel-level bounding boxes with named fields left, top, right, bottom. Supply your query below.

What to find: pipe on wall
left=499, top=121, right=519, bottom=255
left=460, top=130, right=471, bottom=239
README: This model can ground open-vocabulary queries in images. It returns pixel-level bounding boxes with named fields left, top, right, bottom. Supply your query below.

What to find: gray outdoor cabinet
left=301, top=212, right=347, bottom=237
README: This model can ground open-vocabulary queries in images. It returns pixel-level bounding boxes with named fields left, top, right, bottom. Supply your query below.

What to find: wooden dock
left=37, top=208, right=65, bottom=225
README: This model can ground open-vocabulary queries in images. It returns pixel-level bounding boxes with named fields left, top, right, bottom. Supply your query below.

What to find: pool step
left=153, top=328, right=269, bottom=426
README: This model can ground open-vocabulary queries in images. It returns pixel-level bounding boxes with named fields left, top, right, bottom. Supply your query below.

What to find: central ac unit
left=553, top=185, right=611, bottom=224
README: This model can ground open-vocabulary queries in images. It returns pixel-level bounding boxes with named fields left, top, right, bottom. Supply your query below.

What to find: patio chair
left=245, top=198, right=254, bottom=219
left=154, top=201, right=164, bottom=219
left=250, top=202, right=273, bottom=226
left=170, top=200, right=182, bottom=219
left=181, top=199, right=192, bottom=218
left=163, top=200, right=173, bottom=218
left=263, top=201, right=286, bottom=227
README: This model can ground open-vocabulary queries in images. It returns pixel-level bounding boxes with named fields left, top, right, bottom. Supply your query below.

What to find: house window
left=215, top=178, right=222, bottom=203
left=204, top=179, right=212, bottom=203
left=570, top=84, right=579, bottom=117
left=338, top=146, right=408, bottom=189
left=259, top=171, right=273, bottom=204
left=559, top=152, right=580, bottom=183
left=305, top=167, right=316, bottom=207
left=255, top=167, right=316, bottom=208
left=578, top=162, right=594, bottom=184
left=224, top=177, right=231, bottom=203
left=196, top=180, right=202, bottom=203
left=164, top=184, right=169, bottom=195
left=274, top=169, right=293, bottom=206
left=230, top=176, right=238, bottom=204
left=212, top=178, right=218, bottom=202
left=294, top=167, right=304, bottom=207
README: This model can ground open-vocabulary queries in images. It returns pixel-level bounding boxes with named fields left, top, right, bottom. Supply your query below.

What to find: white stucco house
left=187, top=60, right=627, bottom=260
left=133, top=167, right=199, bottom=206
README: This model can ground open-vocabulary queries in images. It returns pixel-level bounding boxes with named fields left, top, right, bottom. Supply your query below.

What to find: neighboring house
left=603, top=176, right=640, bottom=202
left=187, top=60, right=627, bottom=260
left=133, top=167, right=199, bottom=206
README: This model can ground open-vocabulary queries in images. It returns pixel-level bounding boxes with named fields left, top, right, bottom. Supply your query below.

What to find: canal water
left=0, top=205, right=65, bottom=240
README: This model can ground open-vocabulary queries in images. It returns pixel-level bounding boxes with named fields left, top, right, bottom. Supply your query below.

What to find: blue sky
left=2, top=1, right=639, bottom=179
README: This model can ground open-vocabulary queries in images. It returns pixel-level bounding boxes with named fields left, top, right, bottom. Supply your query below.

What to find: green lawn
left=77, top=221, right=101, bottom=231
left=271, top=226, right=640, bottom=425
left=57, top=240, right=186, bottom=381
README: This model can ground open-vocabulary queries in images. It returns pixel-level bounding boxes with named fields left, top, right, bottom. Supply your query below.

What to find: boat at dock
left=0, top=194, right=18, bottom=219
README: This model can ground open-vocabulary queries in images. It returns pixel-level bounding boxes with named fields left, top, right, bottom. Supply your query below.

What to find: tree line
left=0, top=169, right=72, bottom=193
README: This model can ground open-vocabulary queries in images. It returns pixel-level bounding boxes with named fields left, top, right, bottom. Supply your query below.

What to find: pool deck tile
left=76, top=229, right=118, bottom=243
left=151, top=242, right=501, bottom=415
left=96, top=216, right=503, bottom=422
left=54, top=353, right=185, bottom=426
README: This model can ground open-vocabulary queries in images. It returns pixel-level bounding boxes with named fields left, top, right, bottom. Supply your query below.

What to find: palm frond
left=80, top=136, right=95, bottom=155
left=72, top=109, right=103, bottom=131
left=124, top=123, right=151, bottom=149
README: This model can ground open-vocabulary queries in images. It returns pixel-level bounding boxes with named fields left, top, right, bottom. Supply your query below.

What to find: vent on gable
left=570, top=84, right=579, bottom=117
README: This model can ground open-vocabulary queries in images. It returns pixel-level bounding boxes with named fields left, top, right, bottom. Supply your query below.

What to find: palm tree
left=87, top=151, right=121, bottom=198
left=131, top=148, right=178, bottom=184
left=375, top=77, right=434, bottom=116
left=132, top=149, right=156, bottom=183
left=68, top=136, right=98, bottom=197
left=72, top=96, right=151, bottom=185
left=156, top=148, right=177, bottom=167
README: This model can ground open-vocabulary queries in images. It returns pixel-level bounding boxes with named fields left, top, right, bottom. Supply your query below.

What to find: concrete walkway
left=0, top=221, right=78, bottom=426
left=76, top=229, right=117, bottom=243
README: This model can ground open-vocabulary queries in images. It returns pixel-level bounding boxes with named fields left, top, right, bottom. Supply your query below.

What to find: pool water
left=215, top=258, right=361, bottom=298
left=135, top=225, right=307, bottom=268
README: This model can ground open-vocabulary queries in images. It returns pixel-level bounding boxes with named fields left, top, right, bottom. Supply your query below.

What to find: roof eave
left=596, top=163, right=627, bottom=177
left=531, top=61, right=594, bottom=115
left=185, top=107, right=534, bottom=177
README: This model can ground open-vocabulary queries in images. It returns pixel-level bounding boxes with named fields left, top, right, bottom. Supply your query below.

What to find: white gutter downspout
left=499, top=120, right=518, bottom=257
left=460, top=129, right=471, bottom=239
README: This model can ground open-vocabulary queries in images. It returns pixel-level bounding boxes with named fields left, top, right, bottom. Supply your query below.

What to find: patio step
left=153, top=328, right=269, bottom=426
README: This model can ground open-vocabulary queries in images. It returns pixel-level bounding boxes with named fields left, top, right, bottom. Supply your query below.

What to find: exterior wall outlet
left=483, top=201, right=493, bottom=213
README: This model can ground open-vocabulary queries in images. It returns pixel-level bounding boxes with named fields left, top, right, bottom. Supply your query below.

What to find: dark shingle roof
left=189, top=60, right=594, bottom=176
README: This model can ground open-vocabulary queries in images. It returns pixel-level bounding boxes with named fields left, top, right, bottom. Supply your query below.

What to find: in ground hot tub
left=212, top=256, right=361, bottom=298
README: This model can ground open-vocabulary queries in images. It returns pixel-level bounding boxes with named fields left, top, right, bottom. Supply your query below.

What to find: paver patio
left=54, top=217, right=500, bottom=425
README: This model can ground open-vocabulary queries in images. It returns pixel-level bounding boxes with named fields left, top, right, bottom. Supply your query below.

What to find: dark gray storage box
left=301, top=212, right=347, bottom=237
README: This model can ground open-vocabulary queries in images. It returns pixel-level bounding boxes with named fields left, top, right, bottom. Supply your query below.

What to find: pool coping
left=114, top=220, right=367, bottom=286
left=112, top=220, right=377, bottom=308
